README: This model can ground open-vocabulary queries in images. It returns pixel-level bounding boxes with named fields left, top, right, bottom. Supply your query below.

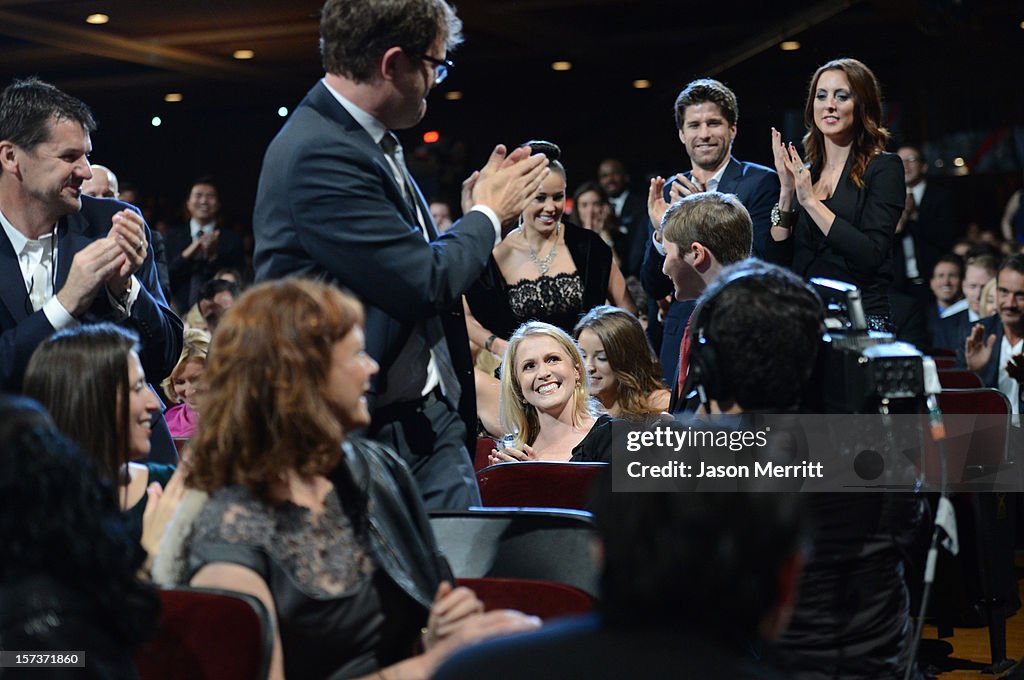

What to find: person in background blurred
left=161, top=328, right=211, bottom=439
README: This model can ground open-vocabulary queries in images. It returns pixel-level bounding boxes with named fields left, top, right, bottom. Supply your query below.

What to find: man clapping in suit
left=253, top=0, right=549, bottom=509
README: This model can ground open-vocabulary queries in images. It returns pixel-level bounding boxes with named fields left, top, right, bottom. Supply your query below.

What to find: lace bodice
left=506, top=272, right=584, bottom=322
left=191, top=485, right=375, bottom=597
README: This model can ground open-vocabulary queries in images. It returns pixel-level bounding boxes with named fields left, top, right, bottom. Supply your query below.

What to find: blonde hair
left=161, top=328, right=211, bottom=403
left=980, top=276, right=999, bottom=318
left=499, top=321, right=592, bottom=448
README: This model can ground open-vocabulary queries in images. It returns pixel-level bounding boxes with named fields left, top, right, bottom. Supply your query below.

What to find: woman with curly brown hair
left=766, top=57, right=904, bottom=331
left=183, top=279, right=537, bottom=680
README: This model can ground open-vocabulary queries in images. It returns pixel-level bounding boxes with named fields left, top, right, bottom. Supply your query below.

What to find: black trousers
left=370, top=389, right=481, bottom=511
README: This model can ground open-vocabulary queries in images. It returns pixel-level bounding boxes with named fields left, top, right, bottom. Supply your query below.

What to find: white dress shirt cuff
left=469, top=205, right=502, bottom=247
left=106, top=275, right=141, bottom=318
left=652, top=232, right=666, bottom=257
left=42, top=296, right=76, bottom=330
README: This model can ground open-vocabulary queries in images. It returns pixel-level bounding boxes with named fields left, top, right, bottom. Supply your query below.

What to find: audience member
left=642, top=78, right=778, bottom=380
left=465, top=141, right=635, bottom=360
left=0, top=394, right=159, bottom=676
left=963, top=254, right=1024, bottom=422
left=573, top=305, right=669, bottom=419
left=927, top=253, right=966, bottom=340
left=934, top=254, right=998, bottom=351
left=252, top=0, right=549, bottom=510
left=980, top=276, right=998, bottom=318
left=196, top=276, right=239, bottom=333
left=22, top=323, right=185, bottom=569
left=430, top=198, right=454, bottom=232
left=83, top=162, right=172, bottom=302
left=164, top=177, right=247, bottom=312
left=161, top=328, right=210, bottom=439
left=648, top=191, right=753, bottom=410
left=0, top=78, right=182, bottom=392
left=597, top=157, right=650, bottom=240
left=892, top=146, right=956, bottom=300
left=435, top=478, right=804, bottom=679
left=487, top=321, right=600, bottom=463
left=180, top=279, right=539, bottom=680
left=767, top=58, right=904, bottom=331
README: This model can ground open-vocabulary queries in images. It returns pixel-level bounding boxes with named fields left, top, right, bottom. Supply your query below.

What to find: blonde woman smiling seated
left=488, top=322, right=605, bottom=464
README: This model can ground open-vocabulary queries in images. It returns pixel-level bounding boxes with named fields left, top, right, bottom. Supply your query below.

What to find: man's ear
left=691, top=241, right=708, bottom=267
left=0, top=140, right=19, bottom=174
left=378, top=46, right=405, bottom=82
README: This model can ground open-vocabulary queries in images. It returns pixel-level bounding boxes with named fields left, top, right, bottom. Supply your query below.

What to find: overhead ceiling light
left=780, top=41, right=801, bottom=51
left=632, top=79, right=652, bottom=89
left=953, top=157, right=965, bottom=167
left=551, top=61, right=572, bottom=72
left=444, top=91, right=464, bottom=101
left=86, top=13, right=109, bottom=25
left=277, top=106, right=289, bottom=117
left=233, top=49, right=255, bottom=60
left=163, top=93, right=183, bottom=103
left=151, top=116, right=162, bottom=127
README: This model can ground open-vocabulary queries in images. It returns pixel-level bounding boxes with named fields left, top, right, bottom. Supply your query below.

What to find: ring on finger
left=135, top=240, right=145, bottom=253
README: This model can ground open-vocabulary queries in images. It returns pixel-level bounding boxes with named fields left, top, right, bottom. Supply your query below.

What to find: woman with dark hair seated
left=573, top=305, right=669, bottom=420
left=487, top=321, right=605, bottom=464
left=180, top=279, right=538, bottom=680
left=22, top=323, right=185, bottom=567
left=0, top=395, right=158, bottom=678
left=464, top=141, right=635, bottom=360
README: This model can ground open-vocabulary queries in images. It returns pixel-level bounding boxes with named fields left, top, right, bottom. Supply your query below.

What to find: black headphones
left=684, top=265, right=822, bottom=408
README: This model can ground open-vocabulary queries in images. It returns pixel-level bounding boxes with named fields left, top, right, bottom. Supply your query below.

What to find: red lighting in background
left=423, top=130, right=440, bottom=143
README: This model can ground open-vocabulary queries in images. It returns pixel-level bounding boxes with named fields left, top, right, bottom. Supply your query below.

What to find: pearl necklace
left=522, top=222, right=561, bottom=276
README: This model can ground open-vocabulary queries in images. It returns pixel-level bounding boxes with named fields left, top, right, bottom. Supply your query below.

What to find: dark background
left=2, top=0, right=1021, bottom=235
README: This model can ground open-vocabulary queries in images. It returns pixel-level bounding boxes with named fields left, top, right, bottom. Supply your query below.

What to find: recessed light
left=86, top=13, right=109, bottom=25
left=551, top=61, right=572, bottom=72
left=953, top=157, right=965, bottom=167
left=632, top=79, right=652, bottom=89
left=277, top=106, right=289, bottom=117
left=163, top=93, right=183, bottom=103
left=151, top=116, right=162, bottom=127
left=780, top=41, right=801, bottom=51
left=444, top=91, right=464, bottom=101
left=233, top=49, right=255, bottom=60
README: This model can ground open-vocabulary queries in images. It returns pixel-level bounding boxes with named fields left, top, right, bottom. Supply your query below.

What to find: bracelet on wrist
left=770, top=203, right=795, bottom=229
left=484, top=334, right=498, bottom=352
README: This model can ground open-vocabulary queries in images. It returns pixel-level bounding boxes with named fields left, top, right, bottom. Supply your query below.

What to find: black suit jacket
left=892, top=182, right=956, bottom=291
left=933, top=308, right=972, bottom=352
left=0, top=197, right=183, bottom=391
left=641, top=157, right=779, bottom=383
left=253, top=81, right=495, bottom=449
left=164, top=223, right=246, bottom=311
left=766, top=152, right=904, bottom=317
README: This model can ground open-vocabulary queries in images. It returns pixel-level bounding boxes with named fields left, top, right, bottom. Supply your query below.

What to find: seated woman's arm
left=606, top=263, right=637, bottom=314
left=463, top=297, right=507, bottom=357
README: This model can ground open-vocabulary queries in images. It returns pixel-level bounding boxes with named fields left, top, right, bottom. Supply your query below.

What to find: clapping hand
left=964, top=323, right=997, bottom=372
left=488, top=443, right=536, bottom=465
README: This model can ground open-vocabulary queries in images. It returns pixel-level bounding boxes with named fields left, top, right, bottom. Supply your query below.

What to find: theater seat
left=457, top=577, right=595, bottom=620
left=937, top=369, right=984, bottom=389
left=431, top=508, right=599, bottom=597
left=136, top=586, right=272, bottom=680
left=476, top=461, right=607, bottom=510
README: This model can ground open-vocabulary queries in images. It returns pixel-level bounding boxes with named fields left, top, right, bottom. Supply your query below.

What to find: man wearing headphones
left=655, top=191, right=752, bottom=410
left=688, top=259, right=925, bottom=679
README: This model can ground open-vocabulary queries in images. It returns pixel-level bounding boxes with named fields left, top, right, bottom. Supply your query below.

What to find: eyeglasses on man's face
left=407, top=50, right=453, bottom=85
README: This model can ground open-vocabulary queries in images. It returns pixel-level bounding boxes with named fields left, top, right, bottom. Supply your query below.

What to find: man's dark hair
left=673, top=78, right=738, bottom=129
left=320, top=0, right=463, bottom=82
left=999, top=253, right=1024, bottom=277
left=591, top=478, right=804, bottom=642
left=198, top=277, right=240, bottom=304
left=698, top=259, right=824, bottom=410
left=0, top=77, right=96, bottom=151
left=933, top=252, right=965, bottom=280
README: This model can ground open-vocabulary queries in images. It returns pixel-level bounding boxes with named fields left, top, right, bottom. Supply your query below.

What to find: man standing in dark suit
left=253, top=0, right=548, bottom=509
left=0, top=78, right=182, bottom=393
left=892, top=146, right=956, bottom=300
left=596, top=158, right=649, bottom=277
left=641, top=78, right=778, bottom=383
left=963, top=255, right=1024, bottom=422
left=163, top=178, right=246, bottom=313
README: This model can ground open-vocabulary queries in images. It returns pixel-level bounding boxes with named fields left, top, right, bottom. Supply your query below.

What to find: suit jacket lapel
left=0, top=228, right=28, bottom=322
left=716, top=158, right=743, bottom=193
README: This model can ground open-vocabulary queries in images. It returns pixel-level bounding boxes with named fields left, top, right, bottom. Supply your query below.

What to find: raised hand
left=964, top=323, right=997, bottom=372
left=107, top=209, right=148, bottom=296
left=648, top=176, right=669, bottom=239
left=771, top=127, right=795, bottom=192
left=470, top=145, right=550, bottom=224
left=1006, top=353, right=1024, bottom=384
left=55, top=238, right=126, bottom=316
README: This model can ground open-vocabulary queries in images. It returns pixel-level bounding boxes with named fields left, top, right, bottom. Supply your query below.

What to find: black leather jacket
left=335, top=436, right=453, bottom=610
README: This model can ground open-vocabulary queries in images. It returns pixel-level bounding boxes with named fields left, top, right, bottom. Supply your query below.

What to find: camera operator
left=689, top=259, right=926, bottom=679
